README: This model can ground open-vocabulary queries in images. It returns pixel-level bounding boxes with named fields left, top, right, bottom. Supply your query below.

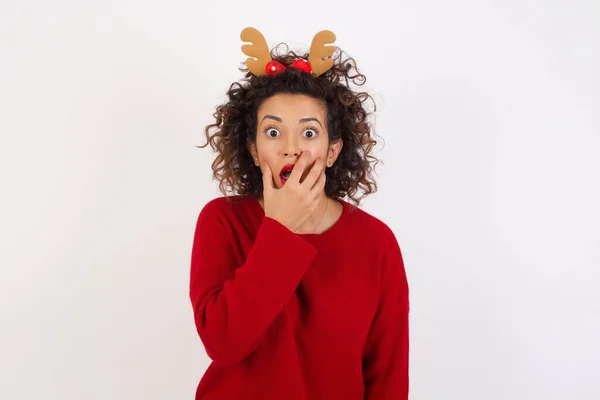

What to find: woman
left=190, top=27, right=409, bottom=399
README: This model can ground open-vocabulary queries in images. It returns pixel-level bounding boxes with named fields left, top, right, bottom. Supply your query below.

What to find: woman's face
left=248, top=93, right=343, bottom=190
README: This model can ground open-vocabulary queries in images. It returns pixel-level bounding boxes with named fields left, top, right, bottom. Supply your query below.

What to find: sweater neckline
left=247, top=195, right=350, bottom=239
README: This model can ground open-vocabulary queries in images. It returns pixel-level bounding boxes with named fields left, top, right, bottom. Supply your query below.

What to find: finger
left=306, top=156, right=325, bottom=188
left=288, top=150, right=311, bottom=184
left=262, top=164, right=274, bottom=192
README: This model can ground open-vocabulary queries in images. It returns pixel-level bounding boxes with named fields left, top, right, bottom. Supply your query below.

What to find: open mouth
left=279, top=164, right=295, bottom=184
left=281, top=170, right=292, bottom=179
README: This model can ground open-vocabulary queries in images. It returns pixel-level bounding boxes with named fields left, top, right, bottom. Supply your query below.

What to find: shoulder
left=344, top=202, right=404, bottom=266
left=342, top=203, right=407, bottom=285
left=350, top=205, right=407, bottom=280
left=196, top=194, right=249, bottom=225
left=345, top=202, right=399, bottom=245
left=199, top=194, right=248, bottom=214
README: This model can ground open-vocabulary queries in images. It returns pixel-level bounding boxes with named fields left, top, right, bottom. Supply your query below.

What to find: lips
left=279, top=164, right=295, bottom=184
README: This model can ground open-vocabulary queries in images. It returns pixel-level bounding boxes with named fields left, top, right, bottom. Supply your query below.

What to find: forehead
left=257, top=93, right=326, bottom=120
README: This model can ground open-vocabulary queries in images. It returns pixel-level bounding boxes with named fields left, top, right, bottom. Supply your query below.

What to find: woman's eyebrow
left=261, top=115, right=282, bottom=124
left=299, top=117, right=323, bottom=128
left=261, top=115, right=323, bottom=129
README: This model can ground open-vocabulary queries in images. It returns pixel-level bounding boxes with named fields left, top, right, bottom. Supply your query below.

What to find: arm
left=189, top=200, right=317, bottom=367
left=362, top=229, right=410, bottom=399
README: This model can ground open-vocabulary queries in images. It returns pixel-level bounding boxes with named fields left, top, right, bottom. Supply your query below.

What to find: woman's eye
left=266, top=128, right=280, bottom=137
left=303, top=128, right=317, bottom=138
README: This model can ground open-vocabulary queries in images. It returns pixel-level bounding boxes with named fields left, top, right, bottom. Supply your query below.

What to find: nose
left=282, top=136, right=301, bottom=157
left=284, top=150, right=300, bottom=157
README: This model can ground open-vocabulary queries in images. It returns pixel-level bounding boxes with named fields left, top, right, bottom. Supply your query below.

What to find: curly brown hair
left=197, top=44, right=383, bottom=206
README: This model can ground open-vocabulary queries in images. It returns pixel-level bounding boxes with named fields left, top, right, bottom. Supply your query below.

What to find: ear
left=247, top=139, right=259, bottom=165
left=327, top=138, right=343, bottom=167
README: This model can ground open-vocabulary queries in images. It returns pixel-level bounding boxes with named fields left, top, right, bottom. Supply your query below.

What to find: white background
left=1, top=1, right=599, bottom=399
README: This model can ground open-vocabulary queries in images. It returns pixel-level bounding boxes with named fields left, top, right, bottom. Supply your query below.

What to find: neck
left=307, top=191, right=329, bottom=222
left=298, top=192, right=330, bottom=234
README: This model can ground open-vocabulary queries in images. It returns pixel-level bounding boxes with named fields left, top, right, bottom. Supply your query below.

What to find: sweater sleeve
left=189, top=200, right=317, bottom=367
left=362, top=228, right=410, bottom=399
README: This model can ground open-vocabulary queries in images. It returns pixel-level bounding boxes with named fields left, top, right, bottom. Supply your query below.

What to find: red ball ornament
left=290, top=58, right=312, bottom=73
left=265, top=61, right=286, bottom=75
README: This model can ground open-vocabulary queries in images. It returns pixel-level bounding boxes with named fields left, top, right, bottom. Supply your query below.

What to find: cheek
left=257, top=153, right=277, bottom=174
left=311, top=146, right=329, bottom=161
left=255, top=142, right=278, bottom=163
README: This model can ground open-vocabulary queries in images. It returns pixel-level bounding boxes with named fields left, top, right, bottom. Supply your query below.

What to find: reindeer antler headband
left=240, top=27, right=337, bottom=77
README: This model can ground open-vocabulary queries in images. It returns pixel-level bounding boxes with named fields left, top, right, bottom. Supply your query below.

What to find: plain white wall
left=1, top=0, right=598, bottom=399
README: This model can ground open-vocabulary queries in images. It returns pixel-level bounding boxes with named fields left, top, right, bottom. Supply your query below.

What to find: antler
left=240, top=27, right=272, bottom=76
left=308, top=30, right=336, bottom=77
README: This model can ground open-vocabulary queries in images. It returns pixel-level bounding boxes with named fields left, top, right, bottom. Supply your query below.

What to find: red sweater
left=189, top=195, right=409, bottom=399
